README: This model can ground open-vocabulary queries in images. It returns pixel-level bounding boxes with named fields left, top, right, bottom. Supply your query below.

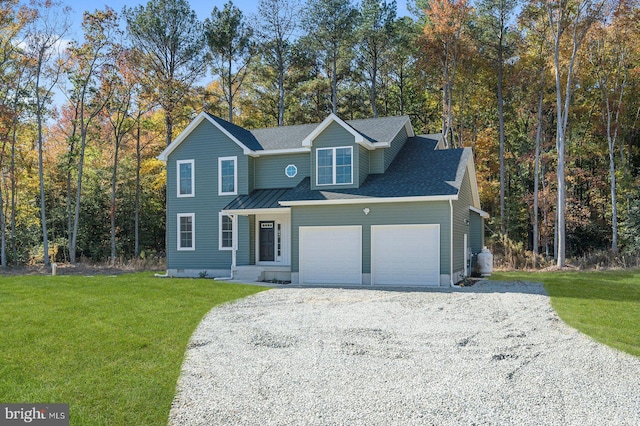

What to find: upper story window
left=218, top=156, right=237, bottom=196
left=316, top=146, right=353, bottom=186
left=177, top=160, right=194, bottom=197
left=177, top=213, right=195, bottom=251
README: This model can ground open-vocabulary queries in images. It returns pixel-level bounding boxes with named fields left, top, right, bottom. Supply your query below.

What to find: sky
left=63, top=0, right=414, bottom=39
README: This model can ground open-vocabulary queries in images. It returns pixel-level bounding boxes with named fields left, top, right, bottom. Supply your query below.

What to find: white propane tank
left=477, top=247, right=493, bottom=277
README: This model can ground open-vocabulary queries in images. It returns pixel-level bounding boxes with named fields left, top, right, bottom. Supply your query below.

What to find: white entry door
left=299, top=226, right=362, bottom=284
left=371, top=224, right=440, bottom=286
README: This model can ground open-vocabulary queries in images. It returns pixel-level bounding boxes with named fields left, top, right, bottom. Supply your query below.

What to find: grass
left=492, top=270, right=640, bottom=357
left=0, top=273, right=267, bottom=425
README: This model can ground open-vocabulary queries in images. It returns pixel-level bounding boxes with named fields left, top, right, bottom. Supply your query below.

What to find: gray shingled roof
left=250, top=123, right=318, bottom=150
left=223, top=137, right=469, bottom=210
left=209, top=115, right=413, bottom=152
left=279, top=137, right=470, bottom=202
left=206, top=112, right=264, bottom=152
left=346, top=116, right=411, bottom=143
left=248, top=117, right=411, bottom=151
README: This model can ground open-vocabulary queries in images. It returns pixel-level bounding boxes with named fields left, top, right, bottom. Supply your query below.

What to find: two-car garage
left=298, top=224, right=441, bottom=286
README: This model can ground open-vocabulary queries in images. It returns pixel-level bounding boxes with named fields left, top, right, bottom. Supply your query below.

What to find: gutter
left=449, top=199, right=460, bottom=288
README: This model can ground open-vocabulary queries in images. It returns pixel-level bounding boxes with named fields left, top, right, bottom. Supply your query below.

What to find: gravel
left=169, top=281, right=640, bottom=425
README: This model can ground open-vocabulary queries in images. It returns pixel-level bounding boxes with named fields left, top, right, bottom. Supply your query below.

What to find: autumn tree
left=420, top=0, right=473, bottom=148
left=0, top=0, right=33, bottom=267
left=586, top=0, right=638, bottom=254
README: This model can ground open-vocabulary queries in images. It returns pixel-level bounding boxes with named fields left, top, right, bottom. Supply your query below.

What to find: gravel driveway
left=169, top=281, right=640, bottom=425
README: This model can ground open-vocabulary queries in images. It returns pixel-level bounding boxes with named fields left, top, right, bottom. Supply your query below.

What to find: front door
left=259, top=221, right=275, bottom=261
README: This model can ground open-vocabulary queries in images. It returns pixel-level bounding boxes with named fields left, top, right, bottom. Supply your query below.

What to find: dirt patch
left=0, top=263, right=162, bottom=276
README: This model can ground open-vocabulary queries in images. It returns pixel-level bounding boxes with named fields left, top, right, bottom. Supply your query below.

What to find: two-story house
left=157, top=112, right=488, bottom=286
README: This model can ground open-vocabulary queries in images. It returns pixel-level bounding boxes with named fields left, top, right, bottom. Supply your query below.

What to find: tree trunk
left=331, top=50, right=338, bottom=114
left=532, top=82, right=544, bottom=267
left=10, top=119, right=17, bottom=263
left=608, top=138, right=618, bottom=254
left=69, top=133, right=87, bottom=264
left=135, top=117, right=141, bottom=258
left=498, top=32, right=506, bottom=237
left=165, top=112, right=173, bottom=146
left=1, top=183, right=6, bottom=268
left=35, top=55, right=50, bottom=267
left=370, top=51, right=378, bottom=118
left=110, top=137, right=121, bottom=266
left=278, top=49, right=285, bottom=126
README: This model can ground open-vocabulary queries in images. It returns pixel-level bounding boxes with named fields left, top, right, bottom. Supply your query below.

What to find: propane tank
left=477, top=247, right=493, bottom=277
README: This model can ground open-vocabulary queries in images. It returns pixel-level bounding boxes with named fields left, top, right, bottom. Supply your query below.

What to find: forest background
left=0, top=0, right=639, bottom=270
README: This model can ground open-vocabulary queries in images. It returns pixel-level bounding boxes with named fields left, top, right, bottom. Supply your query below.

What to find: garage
left=371, top=224, right=440, bottom=286
left=299, top=226, right=362, bottom=284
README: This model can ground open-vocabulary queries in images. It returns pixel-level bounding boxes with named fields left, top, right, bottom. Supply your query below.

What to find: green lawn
left=0, top=273, right=267, bottom=425
left=492, top=270, right=640, bottom=357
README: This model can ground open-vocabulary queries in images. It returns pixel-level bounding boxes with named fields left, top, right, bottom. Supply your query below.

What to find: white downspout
left=449, top=199, right=459, bottom=288
left=215, top=214, right=237, bottom=281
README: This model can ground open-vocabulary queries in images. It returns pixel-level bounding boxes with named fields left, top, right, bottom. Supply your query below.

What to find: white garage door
left=299, top=226, right=362, bottom=284
left=372, top=224, right=440, bottom=286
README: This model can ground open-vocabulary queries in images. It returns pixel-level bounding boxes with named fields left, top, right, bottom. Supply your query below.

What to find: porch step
left=233, top=265, right=291, bottom=283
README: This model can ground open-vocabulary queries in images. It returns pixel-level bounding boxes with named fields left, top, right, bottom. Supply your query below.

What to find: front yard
left=492, top=270, right=640, bottom=357
left=0, top=273, right=266, bottom=425
left=1, top=270, right=637, bottom=424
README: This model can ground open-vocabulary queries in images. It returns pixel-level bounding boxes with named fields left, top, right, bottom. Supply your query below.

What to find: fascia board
left=278, top=195, right=457, bottom=207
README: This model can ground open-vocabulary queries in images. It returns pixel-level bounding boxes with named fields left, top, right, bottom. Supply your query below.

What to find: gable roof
left=158, top=112, right=416, bottom=160
left=278, top=136, right=478, bottom=206
left=157, top=112, right=264, bottom=161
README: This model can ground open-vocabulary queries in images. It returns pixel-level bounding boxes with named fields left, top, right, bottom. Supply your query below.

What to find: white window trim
left=219, top=212, right=236, bottom=251
left=285, top=164, right=298, bottom=178
left=176, top=159, right=195, bottom=197
left=177, top=213, right=195, bottom=251
left=218, top=156, right=238, bottom=196
left=315, top=146, right=353, bottom=186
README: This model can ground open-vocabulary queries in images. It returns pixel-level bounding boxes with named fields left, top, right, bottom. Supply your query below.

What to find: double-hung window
left=177, top=213, right=195, bottom=251
left=316, top=147, right=353, bottom=186
left=176, top=160, right=194, bottom=197
left=218, top=156, right=237, bottom=195
left=219, top=213, right=234, bottom=250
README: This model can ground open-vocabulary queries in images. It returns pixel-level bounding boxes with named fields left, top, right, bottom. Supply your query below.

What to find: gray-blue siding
left=253, top=153, right=310, bottom=189
left=166, top=120, right=250, bottom=270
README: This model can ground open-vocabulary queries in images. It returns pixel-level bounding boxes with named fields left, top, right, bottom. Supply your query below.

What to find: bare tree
left=23, top=0, right=70, bottom=267
left=546, top=0, right=605, bottom=267
left=65, top=8, right=119, bottom=264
